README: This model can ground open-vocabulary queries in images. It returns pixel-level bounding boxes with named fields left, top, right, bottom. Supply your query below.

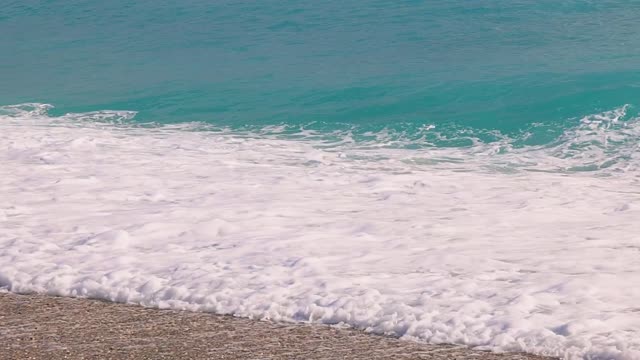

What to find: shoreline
left=0, top=291, right=554, bottom=360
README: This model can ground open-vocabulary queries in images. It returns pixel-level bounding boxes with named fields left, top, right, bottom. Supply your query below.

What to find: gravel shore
left=0, top=292, right=554, bottom=360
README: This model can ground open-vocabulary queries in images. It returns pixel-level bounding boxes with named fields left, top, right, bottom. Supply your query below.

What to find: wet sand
left=0, top=292, right=554, bottom=360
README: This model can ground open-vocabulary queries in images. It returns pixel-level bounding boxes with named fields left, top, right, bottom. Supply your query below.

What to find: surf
left=2, top=103, right=640, bottom=359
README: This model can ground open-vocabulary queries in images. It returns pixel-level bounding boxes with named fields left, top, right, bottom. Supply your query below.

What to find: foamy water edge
left=2, top=104, right=640, bottom=359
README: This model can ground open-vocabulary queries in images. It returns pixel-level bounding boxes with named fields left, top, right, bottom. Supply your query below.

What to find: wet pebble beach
left=0, top=292, right=554, bottom=360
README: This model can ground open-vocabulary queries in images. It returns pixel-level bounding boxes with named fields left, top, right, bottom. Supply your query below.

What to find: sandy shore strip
left=0, top=292, right=554, bottom=360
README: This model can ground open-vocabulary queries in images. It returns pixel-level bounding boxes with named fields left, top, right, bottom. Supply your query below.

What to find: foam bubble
left=1, top=104, right=640, bottom=359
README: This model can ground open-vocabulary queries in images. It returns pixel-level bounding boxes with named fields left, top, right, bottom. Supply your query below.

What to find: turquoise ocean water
left=2, top=0, right=640, bottom=147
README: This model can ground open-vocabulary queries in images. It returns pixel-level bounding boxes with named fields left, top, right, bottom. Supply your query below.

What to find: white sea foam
left=2, top=104, right=640, bottom=359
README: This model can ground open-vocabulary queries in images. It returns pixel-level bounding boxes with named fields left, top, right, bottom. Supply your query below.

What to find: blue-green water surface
left=2, top=0, right=640, bottom=142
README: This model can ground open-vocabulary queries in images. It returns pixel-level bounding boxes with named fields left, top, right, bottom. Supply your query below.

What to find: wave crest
left=2, top=102, right=639, bottom=174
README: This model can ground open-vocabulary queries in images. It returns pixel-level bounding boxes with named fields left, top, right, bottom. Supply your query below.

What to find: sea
left=2, top=1, right=640, bottom=359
